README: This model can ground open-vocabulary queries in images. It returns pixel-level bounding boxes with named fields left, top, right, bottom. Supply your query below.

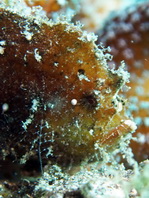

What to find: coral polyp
left=0, top=5, right=135, bottom=168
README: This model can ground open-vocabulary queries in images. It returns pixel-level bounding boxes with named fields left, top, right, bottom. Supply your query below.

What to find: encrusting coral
left=97, top=1, right=149, bottom=162
left=0, top=1, right=136, bottom=175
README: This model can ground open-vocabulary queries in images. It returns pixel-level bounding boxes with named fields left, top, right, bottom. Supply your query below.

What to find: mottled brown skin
left=0, top=8, right=133, bottom=170
left=97, top=2, right=149, bottom=162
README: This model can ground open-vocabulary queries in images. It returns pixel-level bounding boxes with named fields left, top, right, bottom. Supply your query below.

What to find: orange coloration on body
left=101, top=120, right=136, bottom=146
left=97, top=2, right=149, bottom=162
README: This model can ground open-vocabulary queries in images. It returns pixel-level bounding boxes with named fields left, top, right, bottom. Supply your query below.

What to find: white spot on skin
left=89, top=129, right=94, bottom=136
left=116, top=102, right=123, bottom=112
left=48, top=103, right=55, bottom=109
left=77, top=73, right=90, bottom=82
left=74, top=119, right=80, bottom=128
left=0, top=40, right=6, bottom=54
left=94, top=142, right=99, bottom=150
left=112, top=97, right=123, bottom=112
left=2, top=103, right=9, bottom=113
left=0, top=40, right=6, bottom=45
left=22, top=99, right=39, bottom=130
left=71, top=99, right=77, bottom=106
left=93, top=90, right=101, bottom=95
left=54, top=62, right=59, bottom=67
left=46, top=147, right=54, bottom=157
left=67, top=47, right=76, bottom=53
left=124, top=120, right=137, bottom=131
left=77, top=59, right=83, bottom=64
left=0, top=46, right=5, bottom=54
left=65, top=75, right=69, bottom=79
left=22, top=115, right=34, bottom=131
left=31, top=99, right=39, bottom=112
left=47, top=96, right=65, bottom=112
left=34, top=48, right=42, bottom=62
left=23, top=30, right=33, bottom=41
left=79, top=31, right=97, bottom=42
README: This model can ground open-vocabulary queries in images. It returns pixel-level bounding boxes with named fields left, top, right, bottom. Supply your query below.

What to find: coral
left=73, top=0, right=138, bottom=32
left=2, top=0, right=80, bottom=20
left=1, top=161, right=149, bottom=197
left=33, top=161, right=149, bottom=198
left=0, top=1, right=136, bottom=175
left=25, top=0, right=62, bottom=13
left=97, top=1, right=149, bottom=162
left=4, top=0, right=137, bottom=32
